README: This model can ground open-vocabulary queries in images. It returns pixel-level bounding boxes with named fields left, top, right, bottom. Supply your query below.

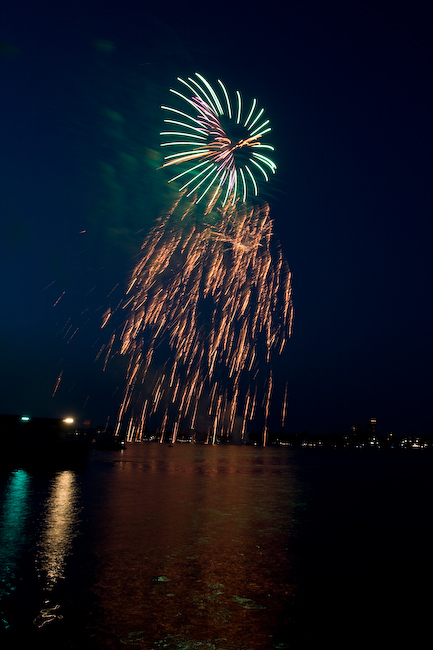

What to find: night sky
left=1, top=0, right=432, bottom=437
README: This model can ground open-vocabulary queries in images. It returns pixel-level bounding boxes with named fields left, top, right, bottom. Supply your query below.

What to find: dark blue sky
left=1, top=0, right=432, bottom=436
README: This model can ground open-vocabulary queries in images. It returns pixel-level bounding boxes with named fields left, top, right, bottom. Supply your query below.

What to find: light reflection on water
left=84, top=444, right=300, bottom=649
left=0, top=469, right=31, bottom=626
left=33, top=470, right=81, bottom=628
left=36, top=470, right=80, bottom=591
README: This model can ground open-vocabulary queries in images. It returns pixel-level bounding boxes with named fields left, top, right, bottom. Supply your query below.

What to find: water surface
left=1, top=444, right=433, bottom=649
left=0, top=444, right=301, bottom=649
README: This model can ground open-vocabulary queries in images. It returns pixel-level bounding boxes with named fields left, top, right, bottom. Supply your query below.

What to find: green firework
left=160, top=73, right=276, bottom=209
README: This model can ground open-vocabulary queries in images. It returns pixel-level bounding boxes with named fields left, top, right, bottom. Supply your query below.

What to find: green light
left=163, top=120, right=207, bottom=136
left=196, top=168, right=223, bottom=204
left=250, top=119, right=270, bottom=138
left=250, top=158, right=269, bottom=181
left=186, top=165, right=218, bottom=198
left=168, top=159, right=210, bottom=184
left=160, top=132, right=206, bottom=140
left=179, top=162, right=214, bottom=191
left=162, top=74, right=276, bottom=206
left=164, top=148, right=210, bottom=162
left=186, top=76, right=218, bottom=116
left=161, top=105, right=204, bottom=128
left=20, top=416, right=30, bottom=421
left=245, top=165, right=259, bottom=196
left=196, top=73, right=224, bottom=115
left=208, top=175, right=226, bottom=207
left=244, top=98, right=257, bottom=128
left=252, top=152, right=277, bottom=171
left=236, top=91, right=242, bottom=124
left=248, top=107, right=264, bottom=131
left=170, top=88, right=209, bottom=119
left=218, top=79, right=232, bottom=119
left=161, top=140, right=206, bottom=147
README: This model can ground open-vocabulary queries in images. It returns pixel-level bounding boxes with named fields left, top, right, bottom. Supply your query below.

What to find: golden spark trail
left=281, top=381, right=288, bottom=429
left=52, top=370, right=63, bottom=397
left=109, top=195, right=292, bottom=443
left=53, top=292, right=65, bottom=308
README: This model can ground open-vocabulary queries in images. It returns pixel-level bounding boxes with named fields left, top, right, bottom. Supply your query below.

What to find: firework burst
left=160, top=74, right=276, bottom=209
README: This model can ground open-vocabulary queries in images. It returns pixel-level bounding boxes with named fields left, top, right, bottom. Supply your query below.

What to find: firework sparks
left=52, top=370, right=63, bottom=397
left=111, top=195, right=292, bottom=443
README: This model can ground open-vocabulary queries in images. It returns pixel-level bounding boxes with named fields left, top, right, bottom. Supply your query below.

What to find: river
left=1, top=443, right=432, bottom=649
